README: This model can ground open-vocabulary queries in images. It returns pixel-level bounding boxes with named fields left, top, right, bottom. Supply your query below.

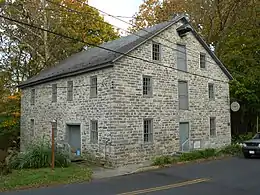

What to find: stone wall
left=110, top=20, right=231, bottom=165
left=20, top=19, right=231, bottom=167
left=20, top=67, right=115, bottom=162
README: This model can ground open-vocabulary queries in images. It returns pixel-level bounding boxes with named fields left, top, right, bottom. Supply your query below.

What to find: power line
left=46, top=0, right=230, bottom=69
left=72, top=0, right=249, bottom=79
left=0, top=14, right=230, bottom=84
left=74, top=0, right=213, bottom=59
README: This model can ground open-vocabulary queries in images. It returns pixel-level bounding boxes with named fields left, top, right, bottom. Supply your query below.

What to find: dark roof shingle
left=18, top=15, right=232, bottom=88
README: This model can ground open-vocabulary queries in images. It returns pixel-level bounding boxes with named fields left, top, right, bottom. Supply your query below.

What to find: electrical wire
left=46, top=0, right=219, bottom=66
left=0, top=14, right=231, bottom=84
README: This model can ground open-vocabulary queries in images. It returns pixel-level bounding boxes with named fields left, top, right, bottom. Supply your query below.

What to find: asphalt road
left=1, top=157, right=260, bottom=195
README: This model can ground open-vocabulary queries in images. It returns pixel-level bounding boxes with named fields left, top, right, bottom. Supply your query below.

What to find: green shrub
left=8, top=140, right=71, bottom=169
left=152, top=155, right=177, bottom=166
left=179, top=148, right=217, bottom=161
left=220, top=144, right=242, bottom=156
left=232, top=133, right=253, bottom=144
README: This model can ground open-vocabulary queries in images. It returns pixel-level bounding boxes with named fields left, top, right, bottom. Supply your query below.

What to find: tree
left=130, top=0, right=260, bottom=134
left=130, top=0, right=249, bottom=50
left=0, top=0, right=119, bottom=90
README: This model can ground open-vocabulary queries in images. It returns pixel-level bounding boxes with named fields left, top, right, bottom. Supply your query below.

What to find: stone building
left=18, top=14, right=233, bottom=166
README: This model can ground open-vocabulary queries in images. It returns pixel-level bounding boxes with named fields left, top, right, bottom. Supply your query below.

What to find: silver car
left=242, top=133, right=260, bottom=158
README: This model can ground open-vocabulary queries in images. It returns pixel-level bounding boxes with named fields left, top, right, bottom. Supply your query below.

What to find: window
left=31, top=89, right=35, bottom=105
left=144, top=119, right=153, bottom=143
left=52, top=84, right=57, bottom=102
left=208, top=83, right=215, bottom=100
left=143, top=76, right=152, bottom=96
left=177, top=44, right=187, bottom=71
left=178, top=81, right=189, bottom=110
left=152, top=42, right=161, bottom=61
left=90, top=76, right=97, bottom=98
left=210, top=117, right=216, bottom=137
left=67, top=81, right=73, bottom=101
left=200, top=53, right=206, bottom=68
left=90, top=121, right=98, bottom=143
left=51, top=121, right=58, bottom=140
left=30, top=119, right=35, bottom=137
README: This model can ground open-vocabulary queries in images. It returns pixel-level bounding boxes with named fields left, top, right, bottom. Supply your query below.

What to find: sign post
left=51, top=120, right=55, bottom=170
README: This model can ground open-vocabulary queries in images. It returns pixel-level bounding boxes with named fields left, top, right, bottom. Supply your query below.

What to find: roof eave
left=181, top=18, right=233, bottom=81
left=18, top=62, right=114, bottom=89
left=190, top=30, right=233, bottom=80
left=111, top=16, right=184, bottom=63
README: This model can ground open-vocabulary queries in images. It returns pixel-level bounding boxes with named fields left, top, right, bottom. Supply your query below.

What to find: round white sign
left=231, top=101, right=240, bottom=112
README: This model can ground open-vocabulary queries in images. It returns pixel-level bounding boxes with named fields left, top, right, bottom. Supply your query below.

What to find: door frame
left=179, top=121, right=190, bottom=151
left=66, top=122, right=82, bottom=151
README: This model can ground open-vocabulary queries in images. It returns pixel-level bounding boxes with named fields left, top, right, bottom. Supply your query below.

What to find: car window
left=253, top=133, right=260, bottom=139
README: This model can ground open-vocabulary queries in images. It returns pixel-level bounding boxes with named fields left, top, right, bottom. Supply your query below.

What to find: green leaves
left=0, top=0, right=119, bottom=92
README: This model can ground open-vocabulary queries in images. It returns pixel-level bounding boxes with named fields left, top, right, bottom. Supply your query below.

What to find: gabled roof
left=18, top=14, right=232, bottom=89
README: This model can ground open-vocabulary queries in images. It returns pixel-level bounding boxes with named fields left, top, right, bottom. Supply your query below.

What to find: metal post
left=51, top=122, right=55, bottom=170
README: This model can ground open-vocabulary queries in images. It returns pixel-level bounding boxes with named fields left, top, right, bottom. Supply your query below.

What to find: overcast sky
left=88, top=0, right=143, bottom=35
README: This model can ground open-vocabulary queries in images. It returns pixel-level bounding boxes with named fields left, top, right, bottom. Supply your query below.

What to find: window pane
left=210, top=117, right=216, bottom=136
left=208, top=84, right=214, bottom=100
left=152, top=43, right=160, bottom=61
left=143, top=76, right=152, bottom=96
left=90, top=76, right=97, bottom=97
left=52, top=84, right=57, bottom=102
left=31, top=89, right=35, bottom=105
left=67, top=81, right=73, bottom=101
left=144, top=119, right=153, bottom=142
left=200, top=53, right=206, bottom=68
left=91, top=121, right=98, bottom=143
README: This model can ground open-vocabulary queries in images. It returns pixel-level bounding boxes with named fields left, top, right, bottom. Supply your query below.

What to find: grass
left=0, top=164, right=92, bottom=192
left=152, top=145, right=242, bottom=166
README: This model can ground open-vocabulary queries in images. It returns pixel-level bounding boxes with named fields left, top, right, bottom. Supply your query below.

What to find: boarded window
left=152, top=42, right=161, bottom=61
left=143, top=76, right=152, bottom=96
left=144, top=119, right=153, bottom=142
left=200, top=53, right=206, bottom=68
left=31, top=89, right=35, bottom=105
left=30, top=119, right=35, bottom=137
left=208, top=83, right=215, bottom=100
left=67, top=81, right=73, bottom=101
left=90, top=121, right=98, bottom=143
left=177, top=44, right=187, bottom=71
left=52, top=84, right=57, bottom=102
left=90, top=76, right=97, bottom=98
left=210, top=117, right=216, bottom=136
left=178, top=81, right=189, bottom=110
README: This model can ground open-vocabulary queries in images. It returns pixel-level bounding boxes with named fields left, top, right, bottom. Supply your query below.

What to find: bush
left=0, top=161, right=12, bottom=175
left=232, top=133, right=253, bottom=144
left=220, top=144, right=242, bottom=156
left=8, top=140, right=71, bottom=169
left=152, top=155, right=177, bottom=166
left=179, top=148, right=217, bottom=161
